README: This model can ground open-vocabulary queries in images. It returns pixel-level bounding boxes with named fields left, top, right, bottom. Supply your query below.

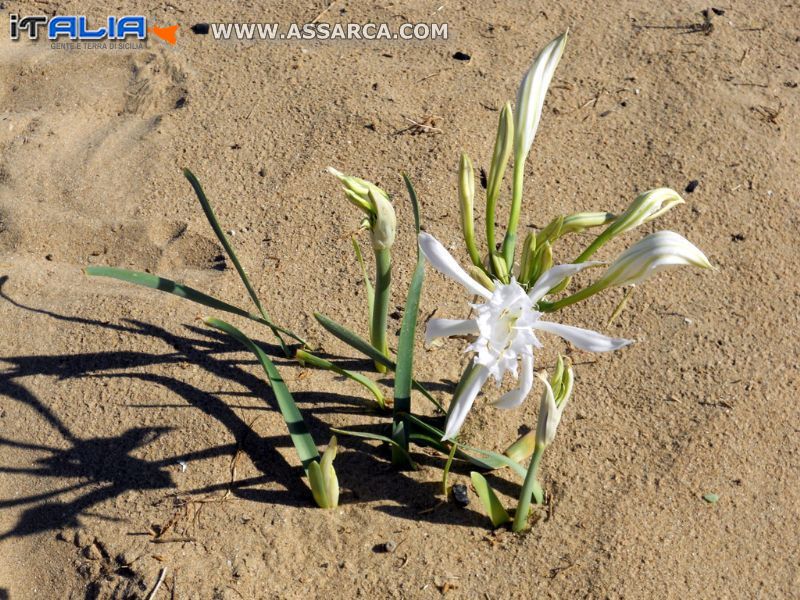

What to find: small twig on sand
left=417, top=68, right=450, bottom=83
left=312, top=1, right=338, bottom=23
left=395, top=115, right=443, bottom=135
left=635, top=9, right=714, bottom=35
left=145, top=567, right=168, bottom=600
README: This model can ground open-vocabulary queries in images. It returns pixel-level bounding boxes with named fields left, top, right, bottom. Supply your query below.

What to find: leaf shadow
left=0, top=275, right=486, bottom=537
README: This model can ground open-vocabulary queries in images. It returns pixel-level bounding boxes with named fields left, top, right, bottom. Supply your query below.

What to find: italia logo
left=9, top=15, right=178, bottom=45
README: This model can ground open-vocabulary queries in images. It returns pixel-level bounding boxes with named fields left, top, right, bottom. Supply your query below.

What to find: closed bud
left=467, top=265, right=496, bottom=292
left=610, top=188, right=684, bottom=236
left=529, top=241, right=553, bottom=285
left=486, top=102, right=514, bottom=204
left=518, top=232, right=537, bottom=283
left=328, top=166, right=370, bottom=199
left=577, top=189, right=685, bottom=262
left=309, top=435, right=340, bottom=509
left=538, top=211, right=615, bottom=243
left=328, top=166, right=390, bottom=217
left=534, top=364, right=573, bottom=449
left=459, top=153, right=481, bottom=266
left=490, top=253, right=510, bottom=284
left=514, top=32, right=568, bottom=163
left=368, top=189, right=396, bottom=251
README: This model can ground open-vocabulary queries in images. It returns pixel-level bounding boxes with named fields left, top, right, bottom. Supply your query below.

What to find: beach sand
left=1, top=1, right=798, bottom=597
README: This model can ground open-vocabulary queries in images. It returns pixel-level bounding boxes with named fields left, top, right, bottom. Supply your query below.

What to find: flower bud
left=344, top=188, right=374, bottom=214
left=518, top=232, right=537, bottom=284
left=577, top=189, right=684, bottom=262
left=593, top=230, right=713, bottom=290
left=528, top=241, right=553, bottom=285
left=458, top=153, right=481, bottom=266
left=328, top=166, right=390, bottom=217
left=309, top=435, right=339, bottom=509
left=490, top=253, right=510, bottom=284
left=611, top=188, right=684, bottom=235
left=328, top=166, right=369, bottom=198
left=368, top=188, right=396, bottom=251
left=538, top=211, right=615, bottom=243
left=468, top=265, right=496, bottom=292
left=514, top=32, right=568, bottom=163
left=534, top=363, right=573, bottom=449
left=486, top=102, right=514, bottom=205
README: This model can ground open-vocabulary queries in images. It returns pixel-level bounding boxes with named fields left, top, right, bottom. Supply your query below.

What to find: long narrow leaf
left=183, top=169, right=288, bottom=353
left=392, top=174, right=426, bottom=466
left=84, top=266, right=305, bottom=344
left=203, top=317, right=319, bottom=469
left=295, top=349, right=385, bottom=410
left=471, top=472, right=511, bottom=527
left=330, top=427, right=416, bottom=468
left=394, top=173, right=424, bottom=413
left=313, top=312, right=444, bottom=413
left=401, top=413, right=527, bottom=477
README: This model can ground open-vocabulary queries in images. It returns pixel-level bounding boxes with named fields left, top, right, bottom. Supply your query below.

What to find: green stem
left=539, top=281, right=604, bottom=313
left=371, top=248, right=391, bottom=373
left=512, top=444, right=545, bottom=533
left=442, top=440, right=458, bottom=496
left=500, top=158, right=525, bottom=268
left=540, top=228, right=614, bottom=307
left=574, top=229, right=614, bottom=264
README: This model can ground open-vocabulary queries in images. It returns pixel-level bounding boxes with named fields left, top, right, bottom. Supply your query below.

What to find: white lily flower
left=514, top=31, right=568, bottom=163
left=594, top=230, right=713, bottom=289
left=419, top=232, right=631, bottom=440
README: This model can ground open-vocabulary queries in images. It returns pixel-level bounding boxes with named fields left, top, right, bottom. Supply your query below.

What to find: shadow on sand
left=0, top=275, right=496, bottom=543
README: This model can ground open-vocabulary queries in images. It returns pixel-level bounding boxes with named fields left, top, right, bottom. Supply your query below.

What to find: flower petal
left=425, top=318, right=479, bottom=345
left=528, top=261, right=603, bottom=303
left=533, top=320, right=632, bottom=352
left=419, top=232, right=492, bottom=299
left=443, top=364, right=491, bottom=440
left=493, top=353, right=535, bottom=409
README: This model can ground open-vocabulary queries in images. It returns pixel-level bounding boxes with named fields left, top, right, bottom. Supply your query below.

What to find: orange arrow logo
left=150, top=24, right=178, bottom=45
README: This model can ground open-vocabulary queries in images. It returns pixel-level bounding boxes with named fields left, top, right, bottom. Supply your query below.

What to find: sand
left=1, top=1, right=798, bottom=598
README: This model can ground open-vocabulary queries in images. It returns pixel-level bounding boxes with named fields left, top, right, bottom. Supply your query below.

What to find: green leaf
left=352, top=237, right=375, bottom=340
left=203, top=317, right=319, bottom=470
left=319, top=435, right=339, bottom=508
left=702, top=493, right=720, bottom=504
left=503, top=431, right=536, bottom=464
left=442, top=440, right=458, bottom=496
left=390, top=421, right=410, bottom=468
left=461, top=445, right=528, bottom=479
left=392, top=174, right=426, bottom=467
left=84, top=266, right=306, bottom=346
left=471, top=472, right=511, bottom=527
left=183, top=168, right=288, bottom=353
left=295, top=350, right=385, bottom=410
left=400, top=413, right=527, bottom=477
left=330, top=427, right=416, bottom=469
left=307, top=460, right=330, bottom=508
left=313, top=312, right=444, bottom=413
